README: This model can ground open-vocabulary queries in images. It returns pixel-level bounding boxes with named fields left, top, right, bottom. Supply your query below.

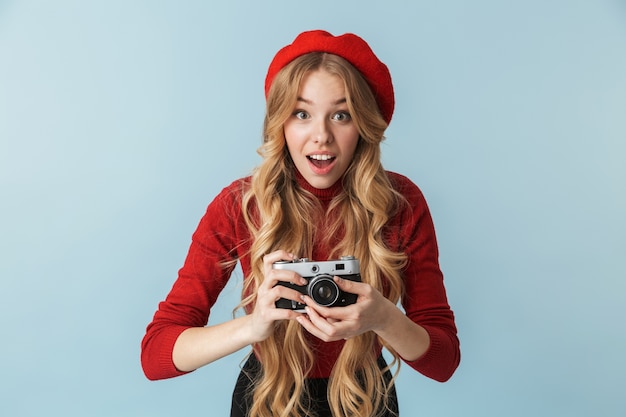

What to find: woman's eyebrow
left=296, top=97, right=347, bottom=105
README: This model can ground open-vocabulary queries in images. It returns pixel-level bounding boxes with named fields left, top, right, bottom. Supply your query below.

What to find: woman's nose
left=313, top=119, right=333, bottom=144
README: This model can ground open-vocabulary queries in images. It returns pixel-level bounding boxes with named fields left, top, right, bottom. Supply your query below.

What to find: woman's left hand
left=296, top=276, right=395, bottom=342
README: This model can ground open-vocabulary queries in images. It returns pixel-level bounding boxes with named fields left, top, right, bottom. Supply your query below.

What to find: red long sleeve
left=141, top=180, right=247, bottom=380
left=382, top=172, right=460, bottom=381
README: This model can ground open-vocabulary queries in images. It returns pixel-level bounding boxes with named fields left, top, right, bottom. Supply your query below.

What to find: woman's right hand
left=172, top=250, right=307, bottom=372
left=248, top=250, right=308, bottom=342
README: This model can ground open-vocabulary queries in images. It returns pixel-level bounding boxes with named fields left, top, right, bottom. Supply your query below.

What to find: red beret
left=265, top=30, right=395, bottom=124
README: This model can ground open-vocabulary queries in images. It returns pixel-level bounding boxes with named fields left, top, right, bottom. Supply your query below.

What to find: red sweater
left=141, top=172, right=460, bottom=382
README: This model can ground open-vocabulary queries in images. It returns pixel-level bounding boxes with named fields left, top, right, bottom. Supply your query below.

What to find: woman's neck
left=294, top=170, right=343, bottom=202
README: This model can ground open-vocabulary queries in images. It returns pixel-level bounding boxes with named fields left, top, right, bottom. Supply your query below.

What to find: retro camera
left=273, top=256, right=361, bottom=310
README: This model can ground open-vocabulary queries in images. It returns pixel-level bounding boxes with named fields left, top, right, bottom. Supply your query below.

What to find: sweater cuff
left=400, top=325, right=458, bottom=382
left=143, top=325, right=192, bottom=380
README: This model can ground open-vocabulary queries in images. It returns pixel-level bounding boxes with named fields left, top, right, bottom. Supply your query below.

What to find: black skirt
left=230, top=354, right=399, bottom=417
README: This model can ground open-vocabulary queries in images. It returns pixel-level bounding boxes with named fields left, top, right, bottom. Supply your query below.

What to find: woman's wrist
left=373, top=302, right=430, bottom=362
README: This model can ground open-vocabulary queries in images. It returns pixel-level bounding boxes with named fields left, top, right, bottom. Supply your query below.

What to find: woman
left=142, top=30, right=460, bottom=417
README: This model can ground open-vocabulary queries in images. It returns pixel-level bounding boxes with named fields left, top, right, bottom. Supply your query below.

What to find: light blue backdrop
left=1, top=1, right=625, bottom=416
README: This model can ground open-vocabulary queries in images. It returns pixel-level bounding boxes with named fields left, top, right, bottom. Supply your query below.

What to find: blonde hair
left=240, top=53, right=408, bottom=417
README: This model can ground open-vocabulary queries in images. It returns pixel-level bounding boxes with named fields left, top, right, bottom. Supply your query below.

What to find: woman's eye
left=293, top=110, right=309, bottom=120
left=332, top=111, right=351, bottom=122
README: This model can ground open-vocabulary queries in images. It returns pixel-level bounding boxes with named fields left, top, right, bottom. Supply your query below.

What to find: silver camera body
left=273, top=256, right=361, bottom=311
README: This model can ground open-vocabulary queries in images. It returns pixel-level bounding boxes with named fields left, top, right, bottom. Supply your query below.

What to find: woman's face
left=283, top=70, right=360, bottom=189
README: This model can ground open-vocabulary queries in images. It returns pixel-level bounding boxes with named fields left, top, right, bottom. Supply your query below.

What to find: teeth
left=308, top=154, right=334, bottom=161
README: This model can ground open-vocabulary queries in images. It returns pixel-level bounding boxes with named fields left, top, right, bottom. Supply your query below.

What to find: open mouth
left=307, top=154, right=336, bottom=169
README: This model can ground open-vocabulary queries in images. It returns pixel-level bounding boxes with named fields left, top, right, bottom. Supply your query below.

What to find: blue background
left=1, top=1, right=625, bottom=416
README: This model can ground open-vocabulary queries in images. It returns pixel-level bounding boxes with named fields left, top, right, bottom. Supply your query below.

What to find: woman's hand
left=295, top=276, right=395, bottom=342
left=172, top=250, right=307, bottom=372
left=296, top=276, right=431, bottom=362
left=248, top=250, right=307, bottom=342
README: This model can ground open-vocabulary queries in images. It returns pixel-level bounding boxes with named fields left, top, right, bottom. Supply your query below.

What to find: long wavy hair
left=239, top=53, right=408, bottom=417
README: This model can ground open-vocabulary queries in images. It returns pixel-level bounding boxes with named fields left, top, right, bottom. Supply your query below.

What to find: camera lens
left=307, top=275, right=339, bottom=306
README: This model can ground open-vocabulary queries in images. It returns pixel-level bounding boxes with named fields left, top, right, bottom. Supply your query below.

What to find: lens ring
left=307, top=275, right=339, bottom=306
